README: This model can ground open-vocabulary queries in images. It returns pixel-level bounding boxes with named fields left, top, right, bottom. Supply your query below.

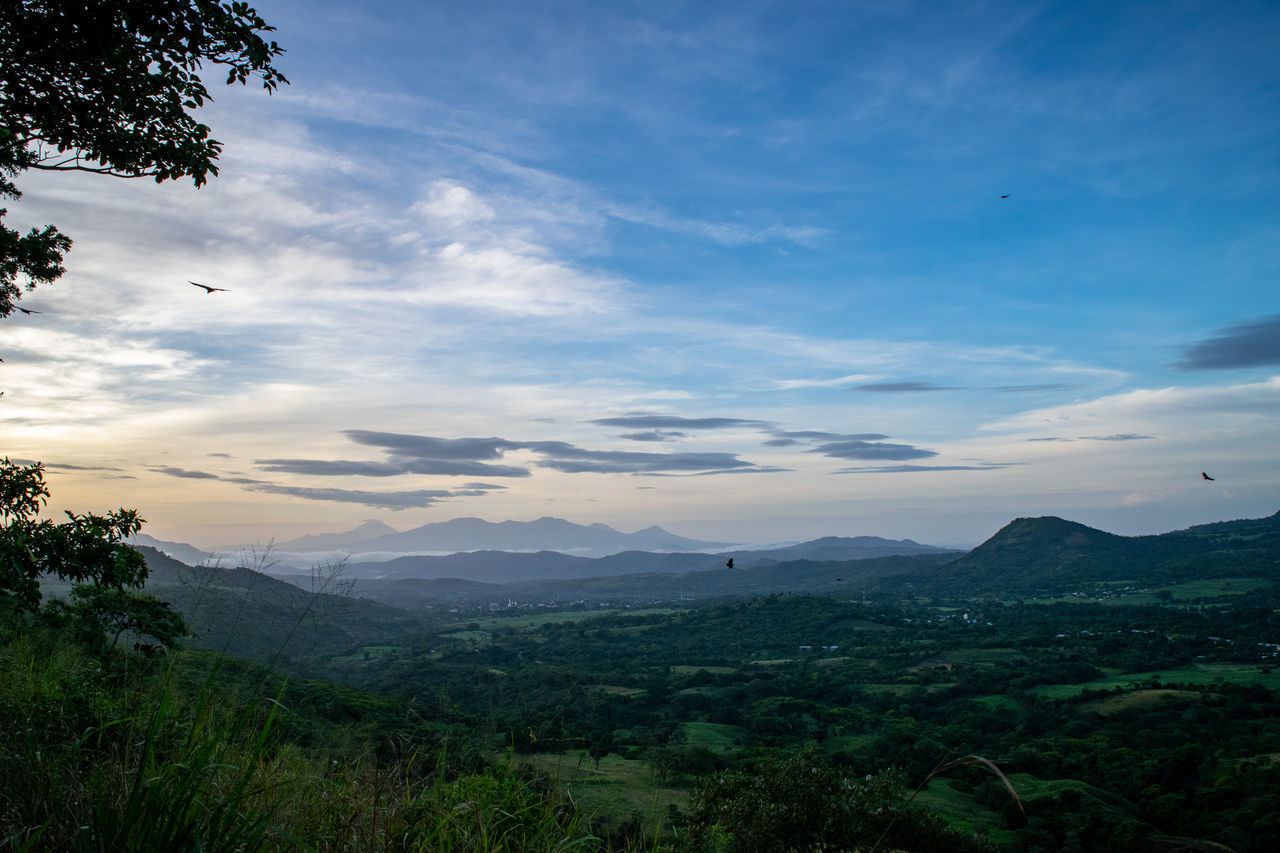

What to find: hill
left=932, top=510, right=1280, bottom=595
left=137, top=547, right=417, bottom=664
left=316, top=536, right=956, bottom=585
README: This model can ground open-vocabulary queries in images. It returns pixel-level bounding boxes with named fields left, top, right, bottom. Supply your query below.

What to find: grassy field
left=450, top=608, right=683, bottom=632
left=913, top=778, right=1019, bottom=850
left=1032, top=662, right=1280, bottom=700
left=514, top=751, right=688, bottom=836
left=1166, top=577, right=1273, bottom=600
left=670, top=664, right=736, bottom=675
left=681, top=721, right=745, bottom=754
left=1076, top=689, right=1192, bottom=716
left=329, top=644, right=411, bottom=664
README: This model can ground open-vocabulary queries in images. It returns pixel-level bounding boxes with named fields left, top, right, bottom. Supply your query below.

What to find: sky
left=3, top=0, right=1279, bottom=549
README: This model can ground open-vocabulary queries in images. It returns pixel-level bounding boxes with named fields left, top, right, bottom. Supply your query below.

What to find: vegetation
left=5, top=458, right=1280, bottom=849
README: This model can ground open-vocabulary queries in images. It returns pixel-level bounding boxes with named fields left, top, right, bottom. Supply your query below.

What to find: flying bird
left=1202, top=472, right=1215, bottom=481
left=15, top=306, right=40, bottom=314
left=189, top=281, right=229, bottom=294
left=725, top=558, right=734, bottom=569
left=1000, top=194, right=1010, bottom=199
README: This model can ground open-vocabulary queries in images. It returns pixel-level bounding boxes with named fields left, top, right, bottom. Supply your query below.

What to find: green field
left=670, top=664, right=736, bottom=675
left=1033, top=662, right=1280, bottom=700
left=514, top=751, right=688, bottom=835
left=450, top=607, right=683, bottom=632
left=681, top=721, right=744, bottom=755
left=329, top=644, right=410, bottom=664
left=914, top=778, right=1019, bottom=849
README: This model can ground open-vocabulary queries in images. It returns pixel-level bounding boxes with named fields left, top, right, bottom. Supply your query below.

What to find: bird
left=189, top=281, right=229, bottom=294
left=1000, top=194, right=1009, bottom=199
left=725, top=558, right=734, bottom=569
left=1202, top=472, right=1215, bottom=481
left=15, top=306, right=40, bottom=314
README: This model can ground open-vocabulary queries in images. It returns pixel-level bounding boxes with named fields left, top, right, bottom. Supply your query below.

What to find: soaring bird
left=725, top=558, right=734, bottom=569
left=189, top=281, right=229, bottom=294
left=1000, top=194, right=1010, bottom=199
left=15, top=306, right=40, bottom=314
left=1202, top=472, right=1215, bottom=481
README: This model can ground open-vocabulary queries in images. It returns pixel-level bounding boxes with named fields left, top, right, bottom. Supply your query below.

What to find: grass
left=514, top=751, right=687, bottom=837
left=1077, top=689, right=1192, bottom=716
left=912, top=778, right=1019, bottom=850
left=681, top=722, right=744, bottom=755
left=669, top=665, right=735, bottom=675
left=1032, top=662, right=1280, bottom=700
left=330, top=644, right=411, bottom=664
left=1166, top=578, right=1274, bottom=599
left=449, top=608, right=682, bottom=633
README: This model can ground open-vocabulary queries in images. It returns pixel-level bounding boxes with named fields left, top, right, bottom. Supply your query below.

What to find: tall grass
left=1, top=590, right=619, bottom=852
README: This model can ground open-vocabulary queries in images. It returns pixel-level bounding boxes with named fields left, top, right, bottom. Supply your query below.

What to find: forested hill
left=137, top=548, right=416, bottom=662
left=929, top=510, right=1280, bottom=595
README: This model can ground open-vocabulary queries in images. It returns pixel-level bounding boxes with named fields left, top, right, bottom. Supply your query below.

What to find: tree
left=0, top=0, right=287, bottom=316
left=0, top=457, right=148, bottom=613
left=65, top=583, right=188, bottom=651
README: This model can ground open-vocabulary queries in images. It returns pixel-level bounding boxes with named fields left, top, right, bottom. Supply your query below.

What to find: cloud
left=765, top=429, right=891, bottom=447
left=255, top=457, right=531, bottom=477
left=1078, top=434, right=1155, bottom=441
left=151, top=466, right=220, bottom=480
left=301, top=429, right=776, bottom=478
left=832, top=464, right=1011, bottom=473
left=1176, top=315, right=1280, bottom=370
left=240, top=483, right=488, bottom=510
left=995, top=383, right=1079, bottom=393
left=808, top=439, right=938, bottom=461
left=850, top=382, right=955, bottom=392
left=32, top=461, right=126, bottom=472
left=617, top=430, right=686, bottom=442
left=588, top=415, right=769, bottom=430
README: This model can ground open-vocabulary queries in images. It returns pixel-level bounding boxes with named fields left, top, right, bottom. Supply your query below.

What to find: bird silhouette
left=15, top=306, right=40, bottom=314
left=725, top=558, right=734, bottom=569
left=1202, top=472, right=1215, bottom=481
left=189, top=281, right=229, bottom=294
left=1000, top=194, right=1009, bottom=199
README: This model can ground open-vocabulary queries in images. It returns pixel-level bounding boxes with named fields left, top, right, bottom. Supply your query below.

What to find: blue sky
left=4, top=0, right=1279, bottom=548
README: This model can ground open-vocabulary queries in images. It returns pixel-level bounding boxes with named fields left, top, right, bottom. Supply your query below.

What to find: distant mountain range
left=223, top=516, right=735, bottom=558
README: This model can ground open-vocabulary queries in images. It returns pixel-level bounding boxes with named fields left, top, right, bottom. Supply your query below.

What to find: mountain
left=332, top=549, right=726, bottom=584
left=326, top=535, right=955, bottom=584
left=128, top=533, right=214, bottom=566
left=329, top=553, right=955, bottom=609
left=271, top=520, right=401, bottom=551
left=932, top=511, right=1280, bottom=595
left=732, top=535, right=949, bottom=563
left=341, top=516, right=733, bottom=556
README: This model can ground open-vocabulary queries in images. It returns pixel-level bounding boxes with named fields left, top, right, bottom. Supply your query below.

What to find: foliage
left=679, top=744, right=990, bottom=853
left=1, top=458, right=147, bottom=613
left=63, top=584, right=189, bottom=651
left=0, top=0, right=287, bottom=316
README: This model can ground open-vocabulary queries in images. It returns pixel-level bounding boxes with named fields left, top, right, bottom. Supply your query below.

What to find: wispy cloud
left=588, top=415, right=770, bottom=430
left=833, top=464, right=1012, bottom=474
left=850, top=382, right=956, bottom=393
